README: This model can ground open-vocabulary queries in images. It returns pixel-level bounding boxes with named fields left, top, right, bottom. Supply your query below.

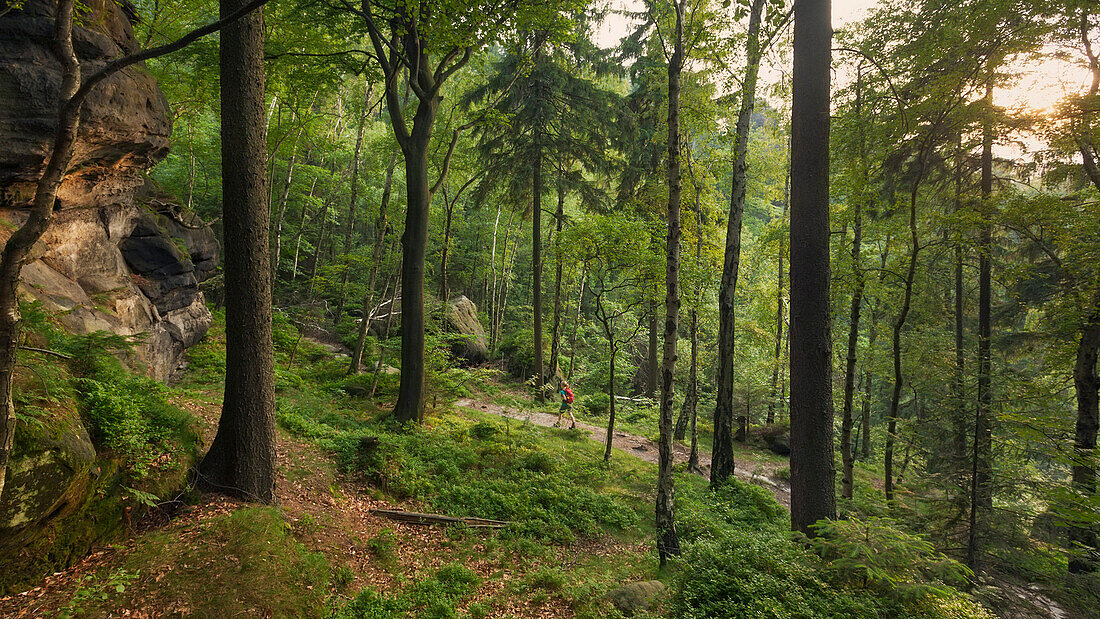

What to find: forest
left=0, top=0, right=1097, bottom=616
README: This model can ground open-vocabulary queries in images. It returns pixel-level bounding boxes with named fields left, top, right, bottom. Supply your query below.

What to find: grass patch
left=99, top=507, right=330, bottom=616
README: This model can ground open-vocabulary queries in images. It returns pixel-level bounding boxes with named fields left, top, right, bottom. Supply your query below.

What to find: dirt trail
left=455, top=398, right=791, bottom=508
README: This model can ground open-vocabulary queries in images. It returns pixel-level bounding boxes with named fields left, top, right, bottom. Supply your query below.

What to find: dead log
left=369, top=508, right=508, bottom=528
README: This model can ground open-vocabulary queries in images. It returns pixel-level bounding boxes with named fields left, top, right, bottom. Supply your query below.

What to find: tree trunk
left=687, top=307, right=700, bottom=471
left=199, top=0, right=276, bottom=503
left=712, top=0, right=765, bottom=487
left=605, top=336, right=617, bottom=462
left=953, top=135, right=968, bottom=462
left=968, top=79, right=995, bottom=570
left=306, top=179, right=338, bottom=298
left=1069, top=27, right=1100, bottom=573
left=440, top=192, right=454, bottom=307
left=840, top=68, right=867, bottom=501
left=657, top=1, right=685, bottom=564
left=648, top=302, right=658, bottom=398
left=392, top=94, right=439, bottom=424
left=1070, top=291, right=1100, bottom=573
left=569, top=269, right=586, bottom=377
left=291, top=172, right=320, bottom=279
left=334, top=93, right=371, bottom=323
left=348, top=148, right=399, bottom=375
left=0, top=0, right=81, bottom=499
left=859, top=307, right=879, bottom=460
left=371, top=265, right=401, bottom=398
left=548, top=178, right=566, bottom=378
left=496, top=219, right=520, bottom=356
left=788, top=0, right=836, bottom=534
left=271, top=134, right=304, bottom=283
left=885, top=155, right=925, bottom=506
left=533, top=147, right=545, bottom=400
left=767, top=167, right=789, bottom=426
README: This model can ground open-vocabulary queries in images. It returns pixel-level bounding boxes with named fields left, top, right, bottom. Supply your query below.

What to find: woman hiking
left=555, top=379, right=576, bottom=429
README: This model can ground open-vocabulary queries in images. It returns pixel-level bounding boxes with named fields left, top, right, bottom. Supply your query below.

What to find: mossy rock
left=1, top=408, right=96, bottom=530
left=608, top=580, right=667, bottom=616
left=0, top=407, right=196, bottom=594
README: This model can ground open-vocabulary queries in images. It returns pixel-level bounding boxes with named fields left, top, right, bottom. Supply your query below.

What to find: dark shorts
left=560, top=401, right=572, bottom=412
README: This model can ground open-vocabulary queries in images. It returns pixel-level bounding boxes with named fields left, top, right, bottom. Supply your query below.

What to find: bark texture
left=199, top=0, right=276, bottom=503
left=656, top=0, right=684, bottom=564
left=712, top=0, right=765, bottom=487
left=788, top=0, right=836, bottom=534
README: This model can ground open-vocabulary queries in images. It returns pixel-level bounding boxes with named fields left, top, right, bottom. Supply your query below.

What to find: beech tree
left=341, top=0, right=575, bottom=423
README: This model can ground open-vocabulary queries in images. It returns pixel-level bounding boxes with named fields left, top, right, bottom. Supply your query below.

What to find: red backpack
left=564, top=386, right=575, bottom=404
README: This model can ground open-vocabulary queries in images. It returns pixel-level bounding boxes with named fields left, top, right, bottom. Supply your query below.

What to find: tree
left=346, top=0, right=573, bottom=423
left=787, top=0, right=835, bottom=535
left=656, top=0, right=685, bottom=566
left=563, top=214, right=654, bottom=462
left=0, top=0, right=269, bottom=501
left=198, top=0, right=276, bottom=503
left=712, top=0, right=777, bottom=487
left=467, top=34, right=619, bottom=390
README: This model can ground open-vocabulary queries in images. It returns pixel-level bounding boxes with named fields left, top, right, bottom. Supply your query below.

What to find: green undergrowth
left=337, top=563, right=482, bottom=619
left=672, top=481, right=992, bottom=619
left=17, top=301, right=199, bottom=483
left=70, top=507, right=330, bottom=617
left=278, top=396, right=647, bottom=543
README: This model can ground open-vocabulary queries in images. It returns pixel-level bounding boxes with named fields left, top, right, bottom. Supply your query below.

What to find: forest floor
left=454, top=397, right=792, bottom=508
left=0, top=388, right=658, bottom=618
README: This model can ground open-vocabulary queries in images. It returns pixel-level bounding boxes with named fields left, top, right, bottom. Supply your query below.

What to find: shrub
left=810, top=517, right=975, bottom=600
left=75, top=373, right=196, bottom=477
left=583, top=392, right=610, bottom=416
left=672, top=527, right=889, bottom=619
left=337, top=588, right=406, bottom=619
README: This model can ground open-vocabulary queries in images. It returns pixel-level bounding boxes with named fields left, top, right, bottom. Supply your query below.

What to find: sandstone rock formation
left=0, top=0, right=216, bottom=381
left=0, top=0, right=217, bottom=590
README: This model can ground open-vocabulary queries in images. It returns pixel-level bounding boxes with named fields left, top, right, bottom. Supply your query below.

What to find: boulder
left=766, top=436, right=791, bottom=456
left=0, top=412, right=96, bottom=531
left=608, top=580, right=667, bottom=617
left=444, top=296, right=488, bottom=363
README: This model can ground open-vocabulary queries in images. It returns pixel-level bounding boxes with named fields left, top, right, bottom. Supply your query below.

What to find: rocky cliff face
left=0, top=0, right=216, bottom=381
left=0, top=0, right=217, bottom=589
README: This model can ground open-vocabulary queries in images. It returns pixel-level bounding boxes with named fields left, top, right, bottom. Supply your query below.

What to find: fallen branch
left=18, top=346, right=73, bottom=360
left=369, top=508, right=508, bottom=528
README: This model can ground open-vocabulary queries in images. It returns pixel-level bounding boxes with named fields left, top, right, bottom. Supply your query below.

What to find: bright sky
left=594, top=0, right=1092, bottom=125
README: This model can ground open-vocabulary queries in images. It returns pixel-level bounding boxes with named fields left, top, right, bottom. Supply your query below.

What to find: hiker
left=555, top=379, right=576, bottom=429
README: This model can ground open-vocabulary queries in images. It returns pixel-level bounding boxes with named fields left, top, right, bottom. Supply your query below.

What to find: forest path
left=454, top=397, right=792, bottom=508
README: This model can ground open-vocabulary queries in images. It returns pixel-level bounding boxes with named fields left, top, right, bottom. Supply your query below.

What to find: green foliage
left=338, top=563, right=481, bottom=619
left=332, top=564, right=355, bottom=592
left=337, top=588, right=406, bottom=619
left=60, top=568, right=139, bottom=619
left=582, top=392, right=610, bottom=416
left=810, top=517, right=974, bottom=601
left=278, top=404, right=638, bottom=543
left=75, top=373, right=197, bottom=478
left=671, top=481, right=988, bottom=619
left=366, top=529, right=399, bottom=564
